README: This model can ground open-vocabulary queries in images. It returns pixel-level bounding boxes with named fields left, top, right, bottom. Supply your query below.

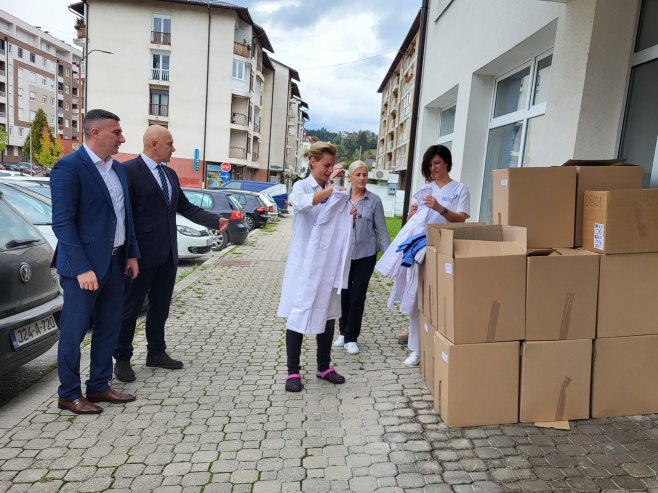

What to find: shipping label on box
left=525, top=248, right=599, bottom=340
left=583, top=189, right=658, bottom=254
left=433, top=333, right=519, bottom=428
left=493, top=167, right=577, bottom=249
left=592, top=335, right=658, bottom=418
left=520, top=340, right=592, bottom=423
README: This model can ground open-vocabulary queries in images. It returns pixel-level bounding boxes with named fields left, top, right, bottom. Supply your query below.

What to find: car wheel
left=244, top=214, right=256, bottom=231
left=210, top=229, right=228, bottom=251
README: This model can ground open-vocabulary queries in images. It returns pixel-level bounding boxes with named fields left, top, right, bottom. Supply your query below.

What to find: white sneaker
left=333, top=335, right=345, bottom=347
left=404, top=351, right=420, bottom=367
left=345, top=342, right=360, bottom=354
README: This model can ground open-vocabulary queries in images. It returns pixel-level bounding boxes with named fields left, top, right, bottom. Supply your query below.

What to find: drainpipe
left=401, top=0, right=429, bottom=224
left=201, top=2, right=211, bottom=188
left=266, top=66, right=275, bottom=183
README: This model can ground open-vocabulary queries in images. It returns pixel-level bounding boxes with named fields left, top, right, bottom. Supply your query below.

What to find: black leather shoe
left=114, top=360, right=136, bottom=382
left=146, top=352, right=184, bottom=369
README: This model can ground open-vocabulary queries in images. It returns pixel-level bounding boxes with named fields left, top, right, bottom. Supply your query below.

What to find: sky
left=2, top=0, right=421, bottom=132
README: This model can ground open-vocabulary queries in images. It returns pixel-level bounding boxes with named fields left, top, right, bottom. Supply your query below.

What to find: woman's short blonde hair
left=348, top=160, right=368, bottom=176
left=303, top=141, right=337, bottom=163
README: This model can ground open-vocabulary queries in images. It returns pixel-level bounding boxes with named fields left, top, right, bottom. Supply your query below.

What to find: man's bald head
left=142, top=125, right=176, bottom=164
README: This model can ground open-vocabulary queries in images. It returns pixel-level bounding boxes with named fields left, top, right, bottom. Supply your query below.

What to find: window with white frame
left=17, top=47, right=23, bottom=58
left=65, top=67, right=70, bottom=77
left=50, top=116, right=55, bottom=125
left=65, top=101, right=70, bottom=110
left=479, top=51, right=553, bottom=223
left=232, top=60, right=246, bottom=81
left=29, top=111, right=35, bottom=121
left=19, top=127, right=24, bottom=137
left=42, top=95, right=47, bottom=104
left=438, top=105, right=456, bottom=150
left=30, top=53, right=36, bottom=63
left=151, top=52, right=170, bottom=81
left=29, top=91, right=36, bottom=101
left=152, top=14, right=172, bottom=44
left=50, top=98, right=55, bottom=107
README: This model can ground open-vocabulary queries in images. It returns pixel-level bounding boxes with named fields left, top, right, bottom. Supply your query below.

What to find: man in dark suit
left=51, top=109, right=140, bottom=414
left=113, top=125, right=228, bottom=381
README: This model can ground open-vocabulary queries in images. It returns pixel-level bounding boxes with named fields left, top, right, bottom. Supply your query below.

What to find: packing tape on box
left=555, top=376, right=572, bottom=421
left=486, top=301, right=500, bottom=342
left=559, top=292, right=575, bottom=340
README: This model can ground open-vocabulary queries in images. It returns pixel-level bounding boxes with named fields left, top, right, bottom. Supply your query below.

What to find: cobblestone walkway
left=0, top=217, right=657, bottom=492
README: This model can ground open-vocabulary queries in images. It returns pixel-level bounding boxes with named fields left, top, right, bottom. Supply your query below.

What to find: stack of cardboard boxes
left=419, top=161, right=657, bottom=427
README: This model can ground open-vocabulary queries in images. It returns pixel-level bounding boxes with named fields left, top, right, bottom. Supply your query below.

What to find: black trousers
left=339, top=254, right=377, bottom=343
left=114, top=253, right=176, bottom=361
left=286, top=320, right=335, bottom=375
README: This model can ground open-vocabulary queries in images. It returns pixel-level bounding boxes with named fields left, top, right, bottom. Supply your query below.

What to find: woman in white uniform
left=400, top=144, right=470, bottom=366
left=277, top=141, right=348, bottom=392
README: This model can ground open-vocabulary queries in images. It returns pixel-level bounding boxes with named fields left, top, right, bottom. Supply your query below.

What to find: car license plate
left=10, top=315, right=58, bottom=350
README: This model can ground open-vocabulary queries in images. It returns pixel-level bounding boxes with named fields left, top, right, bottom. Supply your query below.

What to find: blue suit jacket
left=51, top=147, right=140, bottom=279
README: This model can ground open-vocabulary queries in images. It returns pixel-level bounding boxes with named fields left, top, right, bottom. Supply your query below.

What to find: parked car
left=182, top=188, right=249, bottom=250
left=220, top=180, right=289, bottom=213
left=1, top=177, right=52, bottom=199
left=16, top=163, right=43, bottom=176
left=0, top=170, right=30, bottom=178
left=0, top=182, right=57, bottom=248
left=0, top=190, right=62, bottom=376
left=218, top=189, right=269, bottom=231
left=176, top=214, right=213, bottom=260
left=260, top=193, right=280, bottom=220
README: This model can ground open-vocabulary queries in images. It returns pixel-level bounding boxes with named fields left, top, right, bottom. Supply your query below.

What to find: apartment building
left=72, top=0, right=306, bottom=188
left=375, top=12, right=420, bottom=191
left=0, top=9, right=83, bottom=163
left=411, top=0, right=657, bottom=222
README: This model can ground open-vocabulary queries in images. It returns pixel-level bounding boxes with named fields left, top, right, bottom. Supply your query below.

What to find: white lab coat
left=277, top=177, right=353, bottom=334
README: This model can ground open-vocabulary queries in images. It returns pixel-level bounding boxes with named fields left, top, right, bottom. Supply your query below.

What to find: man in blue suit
left=51, top=109, right=141, bottom=414
left=113, top=124, right=227, bottom=381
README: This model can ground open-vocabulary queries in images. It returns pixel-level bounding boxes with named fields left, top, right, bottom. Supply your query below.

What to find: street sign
left=194, top=148, right=199, bottom=171
left=220, top=171, right=231, bottom=181
left=220, top=162, right=231, bottom=172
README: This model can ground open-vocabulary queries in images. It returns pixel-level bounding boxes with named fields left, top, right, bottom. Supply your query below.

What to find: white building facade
left=74, top=0, right=305, bottom=188
left=414, top=0, right=656, bottom=222
left=0, top=9, right=82, bottom=162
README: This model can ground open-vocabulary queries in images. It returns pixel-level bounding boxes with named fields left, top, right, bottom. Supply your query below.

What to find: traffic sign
left=220, top=171, right=231, bottom=181
left=220, top=162, right=231, bottom=172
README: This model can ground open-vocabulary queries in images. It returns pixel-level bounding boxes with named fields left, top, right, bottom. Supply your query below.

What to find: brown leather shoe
left=86, top=387, right=136, bottom=404
left=57, top=397, right=103, bottom=415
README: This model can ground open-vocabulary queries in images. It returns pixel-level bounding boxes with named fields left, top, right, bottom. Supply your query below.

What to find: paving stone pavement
left=1, top=216, right=658, bottom=493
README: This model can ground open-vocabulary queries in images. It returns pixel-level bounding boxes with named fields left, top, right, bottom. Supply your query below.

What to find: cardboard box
left=520, top=340, right=592, bottom=423
left=591, top=335, right=658, bottom=418
left=433, top=332, right=519, bottom=427
left=492, top=167, right=577, bottom=248
left=563, top=160, right=643, bottom=247
left=418, top=312, right=436, bottom=394
left=419, top=246, right=438, bottom=325
left=597, top=252, right=658, bottom=338
left=525, top=248, right=599, bottom=340
left=582, top=189, right=658, bottom=254
left=430, top=224, right=526, bottom=344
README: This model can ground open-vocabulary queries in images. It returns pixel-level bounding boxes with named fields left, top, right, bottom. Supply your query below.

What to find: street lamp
left=74, top=49, right=113, bottom=143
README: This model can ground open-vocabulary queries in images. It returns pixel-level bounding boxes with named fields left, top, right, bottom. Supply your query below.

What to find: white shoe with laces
left=345, top=342, right=360, bottom=354
left=333, top=335, right=345, bottom=347
left=404, top=351, right=420, bottom=367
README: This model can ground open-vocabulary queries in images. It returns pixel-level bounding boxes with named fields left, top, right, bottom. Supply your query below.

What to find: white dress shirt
left=83, top=144, right=125, bottom=247
left=142, top=153, right=171, bottom=201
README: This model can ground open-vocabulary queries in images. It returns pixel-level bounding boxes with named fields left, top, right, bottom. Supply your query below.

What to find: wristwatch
left=440, top=207, right=449, bottom=216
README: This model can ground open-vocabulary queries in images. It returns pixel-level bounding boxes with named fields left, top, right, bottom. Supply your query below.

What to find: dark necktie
left=156, top=164, right=171, bottom=208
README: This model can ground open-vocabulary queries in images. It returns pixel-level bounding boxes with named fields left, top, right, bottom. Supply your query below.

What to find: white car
left=176, top=214, right=213, bottom=260
left=260, top=193, right=280, bottom=220
left=0, top=181, right=57, bottom=249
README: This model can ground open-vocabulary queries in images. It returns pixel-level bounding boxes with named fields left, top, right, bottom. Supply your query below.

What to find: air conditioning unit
left=369, top=169, right=389, bottom=181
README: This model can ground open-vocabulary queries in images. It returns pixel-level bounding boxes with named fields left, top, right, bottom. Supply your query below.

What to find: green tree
left=34, top=127, right=63, bottom=166
left=22, top=109, right=54, bottom=162
left=0, top=125, right=7, bottom=160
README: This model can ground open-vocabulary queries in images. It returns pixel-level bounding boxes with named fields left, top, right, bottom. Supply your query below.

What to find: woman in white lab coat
left=277, top=141, right=349, bottom=392
left=397, top=144, right=470, bottom=366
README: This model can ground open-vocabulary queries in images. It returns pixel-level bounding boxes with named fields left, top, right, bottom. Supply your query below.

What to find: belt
left=111, top=245, right=125, bottom=256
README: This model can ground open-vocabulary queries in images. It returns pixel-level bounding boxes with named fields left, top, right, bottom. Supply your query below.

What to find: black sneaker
left=114, top=360, right=136, bottom=382
left=146, top=352, right=184, bottom=370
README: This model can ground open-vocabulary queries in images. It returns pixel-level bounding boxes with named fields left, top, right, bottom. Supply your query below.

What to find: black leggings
left=286, top=320, right=335, bottom=375
left=339, top=254, right=377, bottom=343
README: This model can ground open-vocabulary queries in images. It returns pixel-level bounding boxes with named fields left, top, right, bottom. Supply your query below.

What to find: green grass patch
left=176, top=263, right=199, bottom=282
left=385, top=216, right=402, bottom=242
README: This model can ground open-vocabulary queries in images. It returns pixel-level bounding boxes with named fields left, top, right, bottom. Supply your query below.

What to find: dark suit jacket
left=50, top=147, right=140, bottom=279
left=122, top=155, right=221, bottom=269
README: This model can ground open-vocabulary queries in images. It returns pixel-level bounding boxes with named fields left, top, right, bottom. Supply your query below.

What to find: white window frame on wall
left=486, top=49, right=552, bottom=168
left=232, top=60, right=247, bottom=81
left=438, top=104, right=456, bottom=147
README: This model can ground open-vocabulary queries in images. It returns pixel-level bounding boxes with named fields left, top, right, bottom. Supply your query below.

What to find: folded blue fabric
left=397, top=232, right=426, bottom=267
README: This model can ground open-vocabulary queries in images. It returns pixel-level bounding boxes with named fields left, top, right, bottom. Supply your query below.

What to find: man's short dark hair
left=83, top=109, right=120, bottom=137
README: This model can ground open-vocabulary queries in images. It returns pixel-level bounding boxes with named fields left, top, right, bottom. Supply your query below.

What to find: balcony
left=253, top=120, right=260, bottom=133
left=229, top=146, right=246, bottom=159
left=151, top=31, right=171, bottom=45
left=0, top=70, right=5, bottom=77
left=0, top=91, right=4, bottom=98
left=150, top=68, right=170, bottom=82
left=231, top=112, right=247, bottom=125
left=0, top=112, right=5, bottom=118
left=233, top=42, right=250, bottom=57
left=252, top=151, right=259, bottom=161
left=149, top=103, right=169, bottom=117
